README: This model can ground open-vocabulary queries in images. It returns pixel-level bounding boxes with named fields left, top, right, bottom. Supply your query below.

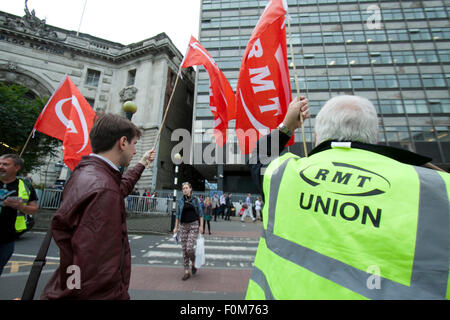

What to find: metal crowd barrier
left=38, top=189, right=172, bottom=214
left=125, top=196, right=173, bottom=214
left=39, top=189, right=63, bottom=209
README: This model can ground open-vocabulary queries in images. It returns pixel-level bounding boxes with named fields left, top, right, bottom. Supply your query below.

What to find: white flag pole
left=76, top=0, right=88, bottom=37
left=146, top=68, right=182, bottom=168
left=286, top=13, right=308, bottom=157
left=152, top=69, right=181, bottom=151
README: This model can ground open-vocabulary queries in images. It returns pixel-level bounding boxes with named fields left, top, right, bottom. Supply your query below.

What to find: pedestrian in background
left=173, top=182, right=204, bottom=281
left=0, top=154, right=38, bottom=276
left=41, top=113, right=156, bottom=299
left=202, top=196, right=212, bottom=235
left=255, top=196, right=263, bottom=221
left=212, top=192, right=219, bottom=221
left=225, top=193, right=233, bottom=221
left=241, top=193, right=255, bottom=223
left=219, top=193, right=227, bottom=219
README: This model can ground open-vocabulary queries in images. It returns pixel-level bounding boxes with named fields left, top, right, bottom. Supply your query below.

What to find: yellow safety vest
left=15, top=179, right=31, bottom=233
left=246, top=145, right=450, bottom=299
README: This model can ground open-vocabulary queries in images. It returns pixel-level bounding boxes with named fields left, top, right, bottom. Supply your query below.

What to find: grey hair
left=314, top=95, right=379, bottom=146
left=0, top=153, right=24, bottom=170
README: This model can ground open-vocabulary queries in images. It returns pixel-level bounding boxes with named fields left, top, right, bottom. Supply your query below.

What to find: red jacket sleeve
left=120, top=163, right=145, bottom=197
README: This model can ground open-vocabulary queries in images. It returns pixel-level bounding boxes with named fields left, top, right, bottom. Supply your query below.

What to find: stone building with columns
left=0, top=9, right=197, bottom=193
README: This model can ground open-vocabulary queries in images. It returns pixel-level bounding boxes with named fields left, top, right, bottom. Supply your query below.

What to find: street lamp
left=120, top=101, right=138, bottom=174
left=122, top=101, right=137, bottom=121
left=171, top=152, right=182, bottom=232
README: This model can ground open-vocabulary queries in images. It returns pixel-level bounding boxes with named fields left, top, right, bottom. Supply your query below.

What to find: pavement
left=0, top=214, right=263, bottom=300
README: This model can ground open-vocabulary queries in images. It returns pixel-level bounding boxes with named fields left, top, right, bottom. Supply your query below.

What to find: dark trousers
left=220, top=204, right=226, bottom=218
left=213, top=207, right=218, bottom=221
left=225, top=206, right=231, bottom=220
left=0, top=241, right=14, bottom=276
left=203, top=220, right=211, bottom=234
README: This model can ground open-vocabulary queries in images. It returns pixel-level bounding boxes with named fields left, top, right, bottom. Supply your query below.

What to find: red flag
left=235, top=0, right=293, bottom=154
left=181, top=36, right=236, bottom=147
left=33, top=75, right=96, bottom=170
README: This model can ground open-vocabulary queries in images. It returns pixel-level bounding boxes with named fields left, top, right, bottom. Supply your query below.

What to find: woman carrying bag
left=173, top=182, right=204, bottom=281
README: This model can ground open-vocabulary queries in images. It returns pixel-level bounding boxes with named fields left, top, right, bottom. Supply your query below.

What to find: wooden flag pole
left=286, top=14, right=308, bottom=157
left=19, top=130, right=34, bottom=158
left=147, top=69, right=182, bottom=167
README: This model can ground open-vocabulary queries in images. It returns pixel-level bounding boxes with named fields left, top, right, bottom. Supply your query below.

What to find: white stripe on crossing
left=205, top=238, right=259, bottom=244
left=158, top=243, right=257, bottom=251
left=142, top=251, right=255, bottom=261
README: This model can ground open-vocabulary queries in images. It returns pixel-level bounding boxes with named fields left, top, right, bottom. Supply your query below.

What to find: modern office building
left=0, top=8, right=198, bottom=192
left=193, top=0, right=450, bottom=193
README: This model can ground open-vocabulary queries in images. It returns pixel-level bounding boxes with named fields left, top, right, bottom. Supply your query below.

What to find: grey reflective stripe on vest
left=411, top=166, right=449, bottom=298
left=249, top=158, right=293, bottom=299
left=253, top=159, right=449, bottom=299
left=249, top=266, right=275, bottom=300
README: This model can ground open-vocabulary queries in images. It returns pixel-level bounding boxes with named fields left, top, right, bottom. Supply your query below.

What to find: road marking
left=9, top=261, right=33, bottom=273
left=157, top=243, right=257, bottom=251
left=1, top=269, right=57, bottom=278
left=142, top=251, right=255, bottom=261
left=205, top=238, right=259, bottom=244
left=5, top=260, right=60, bottom=273
left=12, top=253, right=60, bottom=261
left=147, top=260, right=164, bottom=264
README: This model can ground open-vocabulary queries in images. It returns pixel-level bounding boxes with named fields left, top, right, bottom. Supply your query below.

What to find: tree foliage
left=0, top=82, right=60, bottom=174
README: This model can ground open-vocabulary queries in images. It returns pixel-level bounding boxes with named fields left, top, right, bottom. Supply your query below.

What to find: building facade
left=0, top=9, right=197, bottom=192
left=193, top=0, right=450, bottom=193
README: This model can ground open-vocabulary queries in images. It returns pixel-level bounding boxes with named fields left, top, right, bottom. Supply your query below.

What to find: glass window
left=438, top=49, right=450, bottom=62
left=86, top=98, right=95, bottom=108
left=404, top=8, right=425, bottom=20
left=374, top=75, right=397, bottom=88
left=384, top=9, right=403, bottom=20
left=196, top=108, right=214, bottom=118
left=85, top=69, right=101, bottom=87
left=415, top=50, right=438, bottom=63
left=127, top=69, right=136, bottom=86
left=422, top=74, right=446, bottom=87
left=425, top=7, right=448, bottom=19
left=387, top=29, right=409, bottom=41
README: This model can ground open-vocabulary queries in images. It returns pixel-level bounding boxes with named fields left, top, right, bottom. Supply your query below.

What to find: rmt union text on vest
left=299, top=193, right=382, bottom=228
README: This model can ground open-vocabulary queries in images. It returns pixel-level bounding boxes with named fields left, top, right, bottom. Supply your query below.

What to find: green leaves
left=0, top=82, right=60, bottom=174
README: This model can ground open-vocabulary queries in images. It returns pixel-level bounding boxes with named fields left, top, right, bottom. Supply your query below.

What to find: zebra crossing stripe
left=157, top=243, right=257, bottom=251
left=142, top=251, right=256, bottom=261
left=164, top=237, right=260, bottom=244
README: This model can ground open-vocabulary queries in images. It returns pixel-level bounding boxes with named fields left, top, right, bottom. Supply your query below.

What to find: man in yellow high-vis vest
left=246, top=95, right=450, bottom=300
left=0, top=154, right=38, bottom=276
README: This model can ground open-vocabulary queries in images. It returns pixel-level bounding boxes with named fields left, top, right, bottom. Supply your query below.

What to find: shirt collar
left=89, top=154, right=120, bottom=171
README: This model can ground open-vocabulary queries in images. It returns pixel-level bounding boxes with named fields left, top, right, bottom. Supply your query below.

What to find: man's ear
left=118, top=136, right=128, bottom=151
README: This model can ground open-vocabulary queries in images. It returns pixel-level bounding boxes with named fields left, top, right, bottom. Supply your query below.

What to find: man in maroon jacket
left=41, top=113, right=155, bottom=300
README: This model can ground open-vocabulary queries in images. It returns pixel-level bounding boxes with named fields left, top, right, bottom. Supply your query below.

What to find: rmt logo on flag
left=33, top=76, right=96, bottom=170
left=235, top=0, right=293, bottom=154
